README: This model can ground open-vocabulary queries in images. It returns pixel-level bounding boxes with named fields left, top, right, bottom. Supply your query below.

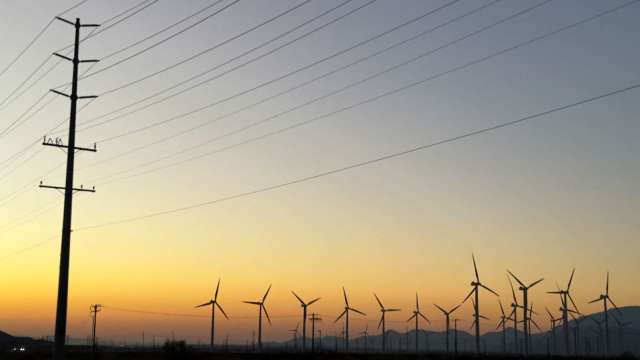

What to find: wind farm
left=0, top=0, right=639, bottom=359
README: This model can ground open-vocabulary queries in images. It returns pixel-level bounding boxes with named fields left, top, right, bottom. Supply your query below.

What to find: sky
left=0, top=0, right=639, bottom=345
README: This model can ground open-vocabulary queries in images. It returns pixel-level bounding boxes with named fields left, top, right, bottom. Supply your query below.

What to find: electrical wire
left=74, top=82, right=640, bottom=231
left=75, top=0, right=243, bottom=81
left=80, top=0, right=497, bottom=169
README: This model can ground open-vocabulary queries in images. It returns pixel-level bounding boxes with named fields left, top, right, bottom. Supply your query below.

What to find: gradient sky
left=0, top=0, right=639, bottom=345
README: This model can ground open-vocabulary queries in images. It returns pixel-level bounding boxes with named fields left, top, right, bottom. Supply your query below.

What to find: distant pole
left=90, top=304, right=103, bottom=353
left=45, top=16, right=99, bottom=360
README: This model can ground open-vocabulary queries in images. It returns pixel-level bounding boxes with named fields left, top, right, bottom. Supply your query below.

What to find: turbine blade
left=507, top=270, right=525, bottom=287
left=499, top=300, right=505, bottom=316
left=342, top=287, right=349, bottom=307
left=545, top=307, right=553, bottom=319
left=214, top=278, right=221, bottom=301
left=479, top=314, right=489, bottom=320
left=496, top=319, right=504, bottom=330
left=589, top=297, right=602, bottom=304
left=216, top=302, right=229, bottom=319
left=472, top=253, right=479, bottom=282
left=419, top=312, right=430, bottom=323
left=387, top=308, right=401, bottom=312
left=469, top=320, right=476, bottom=330
left=606, top=271, right=609, bottom=295
left=262, top=284, right=272, bottom=302
left=243, top=301, right=261, bottom=305
left=195, top=301, right=213, bottom=308
left=291, top=291, right=305, bottom=305
left=350, top=307, right=366, bottom=316
left=528, top=278, right=544, bottom=289
left=374, top=293, right=383, bottom=309
left=416, top=293, right=419, bottom=312
left=567, top=268, right=575, bottom=290
left=547, top=291, right=563, bottom=295
left=407, top=314, right=417, bottom=322
left=531, top=318, right=542, bottom=331
left=308, top=297, right=321, bottom=306
left=608, top=296, right=622, bottom=314
left=450, top=304, right=461, bottom=314
left=462, top=288, right=475, bottom=304
left=335, top=310, right=346, bottom=323
left=434, top=304, right=447, bottom=315
left=568, top=293, right=580, bottom=313
left=262, top=305, right=272, bottom=325
left=378, top=316, right=384, bottom=330
left=480, top=284, right=499, bottom=297
left=508, top=276, right=517, bottom=303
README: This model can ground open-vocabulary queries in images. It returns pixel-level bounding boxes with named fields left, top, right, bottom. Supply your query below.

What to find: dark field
left=2, top=352, right=638, bottom=360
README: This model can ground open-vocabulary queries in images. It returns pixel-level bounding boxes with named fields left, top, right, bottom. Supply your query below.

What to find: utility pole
left=43, top=16, right=99, bottom=360
left=90, top=304, right=103, bottom=353
left=309, top=313, right=321, bottom=353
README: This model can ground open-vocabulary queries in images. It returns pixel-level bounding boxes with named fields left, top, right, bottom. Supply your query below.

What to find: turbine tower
left=374, top=293, right=400, bottom=352
left=463, top=254, right=498, bottom=353
left=434, top=303, right=461, bottom=353
left=291, top=291, right=320, bottom=352
left=243, top=284, right=272, bottom=350
left=588, top=271, right=621, bottom=357
left=496, top=300, right=508, bottom=353
left=546, top=307, right=561, bottom=354
left=548, top=269, right=579, bottom=355
left=526, top=302, right=542, bottom=350
left=308, top=313, right=322, bottom=353
left=361, top=325, right=369, bottom=353
left=507, top=270, right=543, bottom=355
left=195, top=278, right=229, bottom=351
left=335, top=287, right=365, bottom=352
left=508, top=276, right=522, bottom=354
left=407, top=293, right=430, bottom=353
left=288, top=322, right=299, bottom=351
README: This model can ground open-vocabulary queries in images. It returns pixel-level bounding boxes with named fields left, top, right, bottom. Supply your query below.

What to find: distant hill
left=279, top=306, right=640, bottom=355
left=0, top=330, right=50, bottom=351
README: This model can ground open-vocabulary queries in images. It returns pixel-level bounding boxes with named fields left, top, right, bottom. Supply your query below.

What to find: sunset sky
left=0, top=0, right=638, bottom=345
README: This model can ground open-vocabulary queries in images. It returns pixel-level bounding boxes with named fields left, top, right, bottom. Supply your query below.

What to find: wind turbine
left=507, top=270, right=543, bottom=355
left=508, top=276, right=522, bottom=354
left=496, top=300, right=508, bottom=353
left=291, top=291, right=320, bottom=352
left=360, top=325, right=369, bottom=353
left=407, top=293, right=430, bottom=353
left=588, top=271, right=621, bottom=357
left=195, top=278, right=229, bottom=351
left=526, top=302, right=542, bottom=350
left=463, top=254, right=498, bottom=353
left=546, top=307, right=561, bottom=353
left=374, top=293, right=400, bottom=352
left=334, top=287, right=365, bottom=352
left=308, top=313, right=322, bottom=353
left=468, top=298, right=489, bottom=337
left=548, top=269, right=579, bottom=355
left=288, top=322, right=299, bottom=351
left=243, top=284, right=272, bottom=350
left=434, top=303, right=461, bottom=353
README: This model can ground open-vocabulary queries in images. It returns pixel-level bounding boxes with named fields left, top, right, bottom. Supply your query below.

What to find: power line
left=80, top=0, right=495, bottom=169
left=75, top=0, right=243, bottom=82
left=75, top=0, right=450, bottom=132
left=55, top=0, right=160, bottom=52
left=0, top=0, right=91, bottom=80
left=91, top=0, right=633, bottom=184
left=89, top=0, right=548, bottom=170
left=99, top=0, right=228, bottom=61
left=75, top=82, right=640, bottom=231
left=94, top=0, right=351, bottom=98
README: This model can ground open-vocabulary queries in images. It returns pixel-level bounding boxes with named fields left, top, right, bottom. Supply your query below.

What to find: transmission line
left=74, top=82, right=640, bottom=230
left=91, top=0, right=637, bottom=185
left=75, top=0, right=243, bottom=81
left=80, top=0, right=496, bottom=167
